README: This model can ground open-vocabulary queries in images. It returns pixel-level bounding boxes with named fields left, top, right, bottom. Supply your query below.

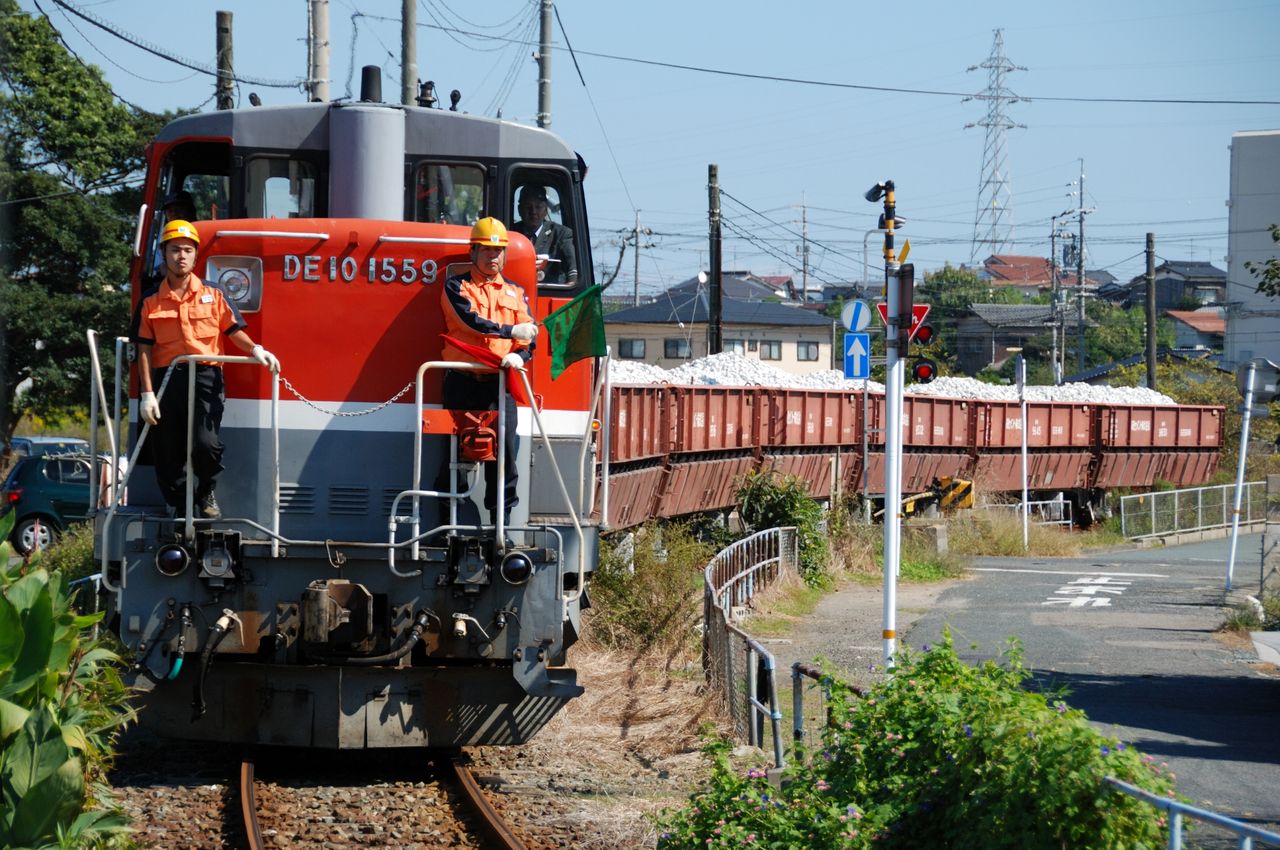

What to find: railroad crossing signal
left=876, top=303, right=932, bottom=341
left=843, top=332, right=871, bottom=379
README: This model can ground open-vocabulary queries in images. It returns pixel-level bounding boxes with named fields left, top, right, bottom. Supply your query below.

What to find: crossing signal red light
left=911, top=358, right=938, bottom=384
left=912, top=322, right=935, bottom=346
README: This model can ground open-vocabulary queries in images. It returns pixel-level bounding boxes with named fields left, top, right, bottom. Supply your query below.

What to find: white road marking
left=973, top=568, right=1168, bottom=578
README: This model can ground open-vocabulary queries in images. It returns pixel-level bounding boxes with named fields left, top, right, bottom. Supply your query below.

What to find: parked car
left=2, top=452, right=118, bottom=555
left=6, top=436, right=90, bottom=460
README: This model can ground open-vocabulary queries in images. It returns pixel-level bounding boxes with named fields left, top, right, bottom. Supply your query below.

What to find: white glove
left=501, top=352, right=525, bottom=370
left=510, top=322, right=539, bottom=342
left=140, top=391, right=160, bottom=425
left=251, top=344, right=280, bottom=374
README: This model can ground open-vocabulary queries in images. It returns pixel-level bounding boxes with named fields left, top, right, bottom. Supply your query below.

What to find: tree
left=0, top=2, right=171, bottom=443
left=1083, top=301, right=1174, bottom=369
left=1245, top=224, right=1280, bottom=297
left=915, top=264, right=1026, bottom=373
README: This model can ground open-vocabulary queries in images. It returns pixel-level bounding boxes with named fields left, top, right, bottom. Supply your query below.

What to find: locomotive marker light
left=155, top=543, right=191, bottom=577
left=1226, top=358, right=1279, bottom=590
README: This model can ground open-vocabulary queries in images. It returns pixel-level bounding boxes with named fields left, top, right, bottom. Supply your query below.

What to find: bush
left=1222, top=591, right=1280, bottom=633
left=587, top=522, right=714, bottom=656
left=657, top=632, right=1178, bottom=849
left=737, top=470, right=830, bottom=586
left=0, top=511, right=136, bottom=849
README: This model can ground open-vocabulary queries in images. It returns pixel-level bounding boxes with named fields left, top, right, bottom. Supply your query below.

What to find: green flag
left=543, top=284, right=607, bottom=379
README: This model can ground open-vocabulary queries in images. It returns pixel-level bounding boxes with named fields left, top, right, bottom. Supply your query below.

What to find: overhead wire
left=411, top=20, right=1280, bottom=106
left=49, top=0, right=305, bottom=90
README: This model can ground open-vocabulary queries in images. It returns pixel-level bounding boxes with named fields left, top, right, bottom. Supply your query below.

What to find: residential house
left=1126, top=261, right=1226, bottom=313
left=981, top=255, right=1054, bottom=298
left=1165, top=307, right=1225, bottom=353
left=604, top=291, right=835, bottom=375
left=954, top=304, right=1057, bottom=375
left=666, top=271, right=790, bottom=302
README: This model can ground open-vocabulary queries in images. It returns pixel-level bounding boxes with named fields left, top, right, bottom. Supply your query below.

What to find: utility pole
left=1145, top=232, right=1157, bottom=391
left=1049, top=218, right=1061, bottom=383
left=708, top=165, right=723, bottom=355
left=631, top=212, right=651, bottom=307
left=401, top=0, right=416, bottom=106
left=536, top=0, right=552, bottom=128
left=307, top=1, right=329, bottom=102
left=799, top=204, right=810, bottom=303
left=1075, top=159, right=1088, bottom=372
left=215, top=11, right=234, bottom=110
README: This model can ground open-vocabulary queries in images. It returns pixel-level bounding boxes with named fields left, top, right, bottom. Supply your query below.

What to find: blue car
left=2, top=451, right=115, bottom=555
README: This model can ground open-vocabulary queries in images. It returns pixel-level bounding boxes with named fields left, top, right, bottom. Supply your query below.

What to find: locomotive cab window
left=509, top=168, right=579, bottom=287
left=412, top=162, right=484, bottom=225
left=246, top=157, right=318, bottom=219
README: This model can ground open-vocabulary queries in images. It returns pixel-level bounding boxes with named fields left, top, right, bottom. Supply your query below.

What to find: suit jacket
left=514, top=219, right=577, bottom=283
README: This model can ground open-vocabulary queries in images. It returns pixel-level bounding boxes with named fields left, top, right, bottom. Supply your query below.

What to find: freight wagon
left=599, top=382, right=1222, bottom=528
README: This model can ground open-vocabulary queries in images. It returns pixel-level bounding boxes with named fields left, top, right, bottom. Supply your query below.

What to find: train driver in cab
left=438, top=217, right=538, bottom=534
left=512, top=184, right=577, bottom=284
left=134, top=220, right=280, bottom=519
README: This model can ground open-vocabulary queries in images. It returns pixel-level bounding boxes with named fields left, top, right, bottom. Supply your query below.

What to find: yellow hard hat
left=470, top=217, right=508, bottom=248
left=160, top=219, right=200, bottom=246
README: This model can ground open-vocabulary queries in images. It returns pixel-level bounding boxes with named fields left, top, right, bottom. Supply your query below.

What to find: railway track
left=237, top=750, right=530, bottom=850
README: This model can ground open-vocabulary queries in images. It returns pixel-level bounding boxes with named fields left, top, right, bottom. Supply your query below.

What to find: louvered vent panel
left=278, top=485, right=316, bottom=514
left=329, top=486, right=369, bottom=516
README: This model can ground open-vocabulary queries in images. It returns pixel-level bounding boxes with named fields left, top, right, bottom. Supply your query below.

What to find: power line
left=411, top=21, right=1280, bottom=106
left=51, top=0, right=305, bottom=90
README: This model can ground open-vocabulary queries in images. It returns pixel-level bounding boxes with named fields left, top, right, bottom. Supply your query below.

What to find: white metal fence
left=1119, top=482, right=1267, bottom=539
left=702, top=527, right=798, bottom=769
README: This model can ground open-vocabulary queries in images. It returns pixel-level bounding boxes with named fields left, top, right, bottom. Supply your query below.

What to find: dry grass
left=474, top=644, right=730, bottom=848
left=948, top=509, right=1084, bottom=557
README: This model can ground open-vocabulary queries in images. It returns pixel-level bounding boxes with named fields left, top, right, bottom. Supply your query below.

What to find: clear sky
left=26, top=0, right=1280, bottom=297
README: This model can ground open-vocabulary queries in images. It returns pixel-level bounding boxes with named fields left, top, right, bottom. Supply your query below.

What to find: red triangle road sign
left=876, top=303, right=932, bottom=340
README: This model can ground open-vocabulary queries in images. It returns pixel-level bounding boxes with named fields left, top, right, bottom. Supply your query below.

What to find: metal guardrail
left=1119, top=482, right=1267, bottom=539
left=982, top=499, right=1074, bottom=528
left=702, top=527, right=798, bottom=769
left=1106, top=777, right=1280, bottom=849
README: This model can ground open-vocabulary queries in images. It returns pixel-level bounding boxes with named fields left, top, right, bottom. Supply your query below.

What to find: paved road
left=905, top=533, right=1279, bottom=845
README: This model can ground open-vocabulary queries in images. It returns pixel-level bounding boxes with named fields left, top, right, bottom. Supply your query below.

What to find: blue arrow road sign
left=844, top=332, right=870, bottom=379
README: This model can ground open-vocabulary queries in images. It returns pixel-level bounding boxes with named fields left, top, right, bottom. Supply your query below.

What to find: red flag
left=440, top=335, right=533, bottom=407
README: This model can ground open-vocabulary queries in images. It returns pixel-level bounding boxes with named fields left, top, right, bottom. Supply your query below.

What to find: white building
left=1225, top=129, right=1280, bottom=368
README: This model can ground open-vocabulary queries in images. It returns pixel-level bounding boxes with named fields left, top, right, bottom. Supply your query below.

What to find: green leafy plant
left=737, top=470, right=830, bottom=586
left=588, top=522, right=713, bottom=654
left=658, top=632, right=1178, bottom=849
left=0, top=508, right=135, bottom=849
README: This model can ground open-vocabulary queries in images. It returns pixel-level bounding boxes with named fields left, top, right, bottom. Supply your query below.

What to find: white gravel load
left=608, top=353, right=1176, bottom=405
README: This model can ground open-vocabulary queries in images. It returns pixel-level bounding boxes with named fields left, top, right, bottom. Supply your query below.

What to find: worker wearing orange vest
left=134, top=220, right=280, bottom=518
left=438, top=217, right=537, bottom=533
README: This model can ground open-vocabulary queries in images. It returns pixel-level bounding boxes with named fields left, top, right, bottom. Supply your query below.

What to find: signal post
left=866, top=181, right=904, bottom=667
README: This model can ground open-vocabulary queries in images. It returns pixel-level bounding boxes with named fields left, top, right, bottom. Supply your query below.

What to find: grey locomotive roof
left=606, top=292, right=832, bottom=326
left=155, top=102, right=575, bottom=160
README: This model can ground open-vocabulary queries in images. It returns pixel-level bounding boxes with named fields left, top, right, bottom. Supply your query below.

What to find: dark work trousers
left=149, top=364, right=226, bottom=509
left=435, top=369, right=518, bottom=524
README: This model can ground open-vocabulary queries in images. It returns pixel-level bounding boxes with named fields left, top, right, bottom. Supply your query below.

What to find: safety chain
left=280, top=374, right=415, bottom=417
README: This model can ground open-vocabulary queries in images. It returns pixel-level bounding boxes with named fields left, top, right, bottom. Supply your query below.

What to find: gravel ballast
left=609, top=352, right=1176, bottom=405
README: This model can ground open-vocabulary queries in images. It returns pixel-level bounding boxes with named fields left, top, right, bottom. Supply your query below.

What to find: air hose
left=191, top=609, right=238, bottom=721
left=319, top=610, right=434, bottom=666
left=166, top=604, right=193, bottom=681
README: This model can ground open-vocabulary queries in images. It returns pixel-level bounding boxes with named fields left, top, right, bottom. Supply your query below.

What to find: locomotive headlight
left=205, top=256, right=263, bottom=313
left=499, top=550, right=535, bottom=585
left=219, top=268, right=252, bottom=302
left=155, top=543, right=191, bottom=577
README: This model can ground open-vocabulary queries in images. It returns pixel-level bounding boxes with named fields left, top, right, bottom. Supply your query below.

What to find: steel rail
left=450, top=754, right=529, bottom=850
left=239, top=757, right=266, bottom=850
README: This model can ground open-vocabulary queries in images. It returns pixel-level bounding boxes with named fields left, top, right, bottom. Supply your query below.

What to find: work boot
left=198, top=492, right=222, bottom=519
